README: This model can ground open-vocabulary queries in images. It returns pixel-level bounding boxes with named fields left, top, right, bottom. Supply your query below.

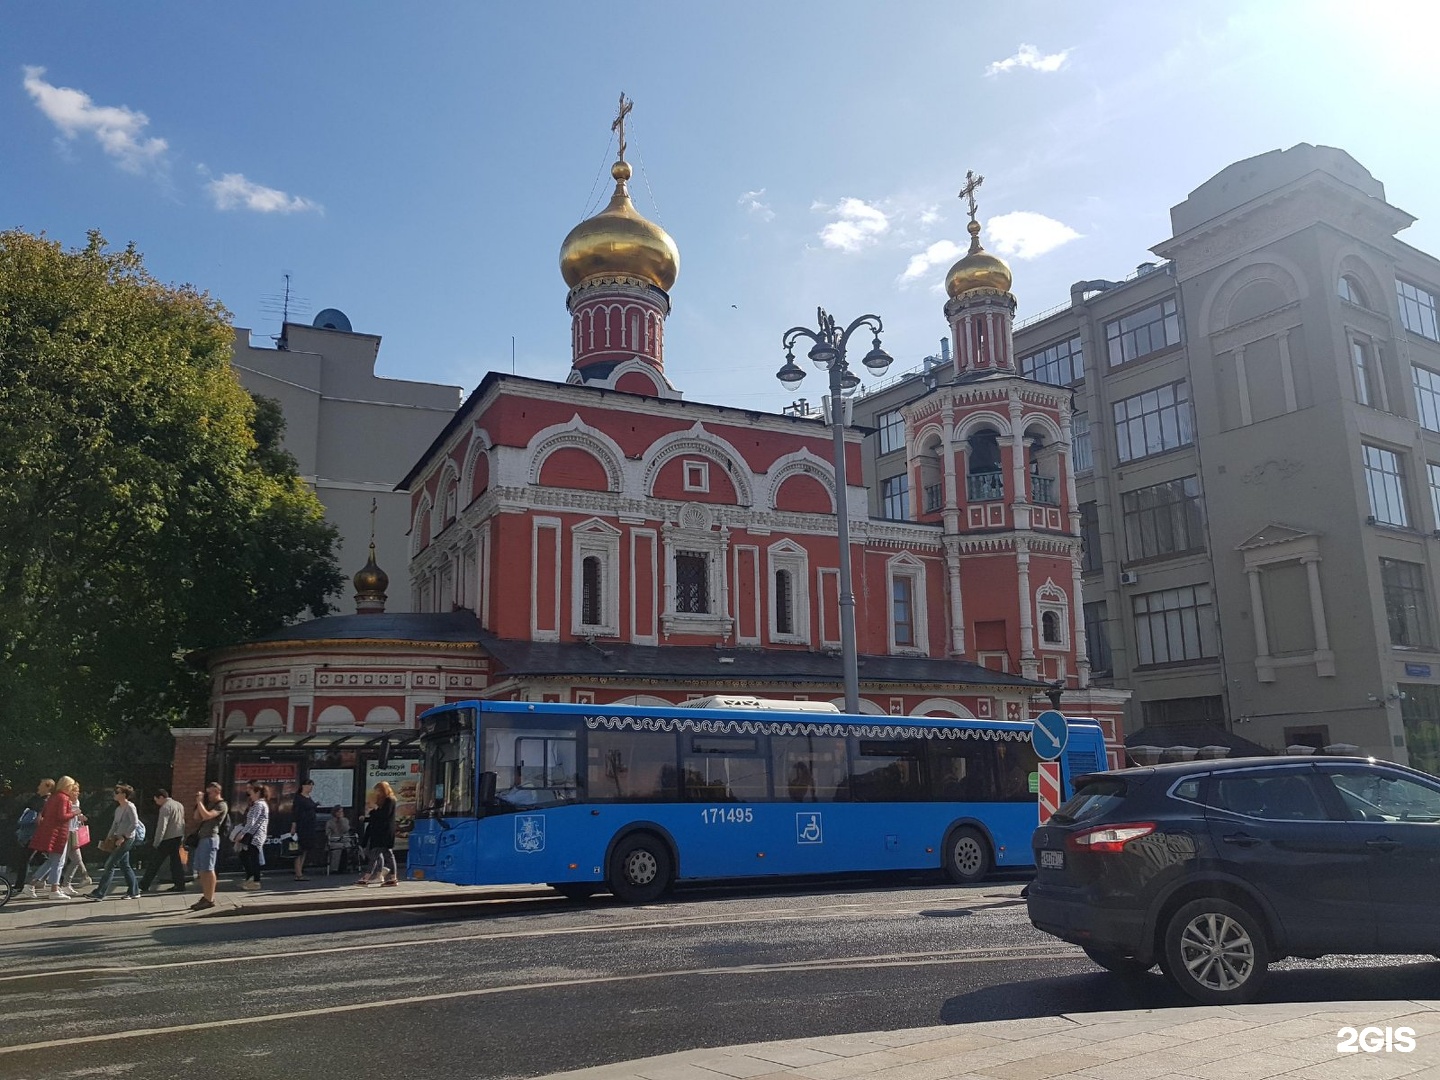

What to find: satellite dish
left=312, top=308, right=353, bottom=332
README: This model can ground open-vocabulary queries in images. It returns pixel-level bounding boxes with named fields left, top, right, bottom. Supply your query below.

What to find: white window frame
left=661, top=520, right=732, bottom=638
left=682, top=460, right=710, bottom=493
left=1072, top=412, right=1092, bottom=472
left=1363, top=444, right=1409, bottom=527
left=1398, top=279, right=1440, bottom=341
left=877, top=410, right=906, bottom=455
left=1036, top=580, right=1070, bottom=651
left=571, top=520, right=621, bottom=637
left=767, top=541, right=810, bottom=645
left=886, top=555, right=929, bottom=655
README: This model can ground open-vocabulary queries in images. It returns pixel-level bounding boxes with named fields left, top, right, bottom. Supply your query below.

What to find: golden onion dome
left=353, top=544, right=389, bottom=597
left=945, top=219, right=1013, bottom=298
left=559, top=160, right=679, bottom=292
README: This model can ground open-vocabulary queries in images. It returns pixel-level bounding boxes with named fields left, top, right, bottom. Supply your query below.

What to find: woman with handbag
left=87, top=784, right=140, bottom=901
left=236, top=784, right=270, bottom=891
left=25, top=776, right=78, bottom=901
left=57, top=780, right=89, bottom=897
left=358, top=781, right=398, bottom=886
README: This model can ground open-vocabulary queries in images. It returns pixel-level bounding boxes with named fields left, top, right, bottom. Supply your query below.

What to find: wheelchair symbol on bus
left=796, top=812, right=823, bottom=845
left=515, top=815, right=545, bottom=853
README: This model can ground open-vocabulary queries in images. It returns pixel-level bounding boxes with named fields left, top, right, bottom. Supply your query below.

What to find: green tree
left=0, top=230, right=343, bottom=788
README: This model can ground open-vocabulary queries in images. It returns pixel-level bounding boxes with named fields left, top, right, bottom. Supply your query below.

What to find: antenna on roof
left=260, top=273, right=313, bottom=350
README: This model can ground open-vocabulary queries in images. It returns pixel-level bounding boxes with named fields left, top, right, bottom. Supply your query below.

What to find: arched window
left=1042, top=610, right=1061, bottom=644
left=581, top=556, right=602, bottom=628
left=966, top=429, right=1003, bottom=501
left=775, top=569, right=794, bottom=636
left=1338, top=274, right=1369, bottom=308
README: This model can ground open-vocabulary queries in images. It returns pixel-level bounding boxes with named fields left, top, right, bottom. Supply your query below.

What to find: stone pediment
left=1235, top=523, right=1317, bottom=552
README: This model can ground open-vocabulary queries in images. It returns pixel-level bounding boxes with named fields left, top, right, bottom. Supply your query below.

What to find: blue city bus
left=405, top=698, right=1108, bottom=901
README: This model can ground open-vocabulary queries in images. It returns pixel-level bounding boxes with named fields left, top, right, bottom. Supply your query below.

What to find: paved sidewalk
left=538, top=1002, right=1440, bottom=1080
left=0, top=871, right=543, bottom=930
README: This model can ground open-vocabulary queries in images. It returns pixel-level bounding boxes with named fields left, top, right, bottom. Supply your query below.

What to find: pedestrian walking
left=290, top=778, right=321, bottom=881
left=325, top=805, right=351, bottom=872
left=236, top=783, right=270, bottom=890
left=88, top=784, right=141, bottom=900
left=13, top=778, right=55, bottom=896
left=56, top=780, right=89, bottom=897
left=189, top=782, right=228, bottom=911
left=139, top=788, right=187, bottom=893
left=23, top=777, right=78, bottom=901
left=358, top=781, right=398, bottom=886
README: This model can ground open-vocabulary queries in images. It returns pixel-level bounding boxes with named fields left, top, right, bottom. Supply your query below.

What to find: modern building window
left=674, top=552, right=710, bottom=614
left=1398, top=280, right=1440, bottom=341
left=892, top=575, right=915, bottom=648
left=1259, top=561, right=1316, bottom=655
left=880, top=474, right=910, bottom=520
left=1338, top=275, right=1368, bottom=307
left=877, top=410, right=906, bottom=455
left=1020, top=334, right=1084, bottom=386
left=1430, top=463, right=1440, bottom=531
left=1414, top=366, right=1440, bottom=432
left=1401, top=684, right=1440, bottom=777
left=1140, top=695, right=1225, bottom=732
left=1105, top=297, right=1181, bottom=367
left=1132, top=584, right=1217, bottom=666
left=1079, top=501, right=1102, bottom=574
left=1071, top=412, right=1092, bottom=472
left=1112, top=381, right=1193, bottom=463
left=1083, top=601, right=1111, bottom=675
left=1121, top=476, right=1205, bottom=563
left=1363, top=444, right=1409, bottom=527
left=1381, top=558, right=1435, bottom=649
left=774, top=569, right=795, bottom=636
left=1352, top=337, right=1381, bottom=408
left=580, top=556, right=602, bottom=627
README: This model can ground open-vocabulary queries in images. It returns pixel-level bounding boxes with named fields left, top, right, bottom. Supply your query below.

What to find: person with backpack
left=15, top=779, right=57, bottom=898
left=87, top=784, right=142, bottom=901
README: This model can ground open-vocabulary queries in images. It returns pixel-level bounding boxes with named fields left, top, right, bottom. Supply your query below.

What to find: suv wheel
left=1082, top=946, right=1151, bottom=977
left=1161, top=898, right=1269, bottom=1004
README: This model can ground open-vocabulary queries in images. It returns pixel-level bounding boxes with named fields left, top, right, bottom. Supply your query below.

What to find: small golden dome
left=945, top=220, right=1013, bottom=298
left=353, top=544, right=389, bottom=597
left=559, top=160, right=679, bottom=292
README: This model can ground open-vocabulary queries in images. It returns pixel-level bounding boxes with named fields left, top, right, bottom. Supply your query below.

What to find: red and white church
left=188, top=114, right=1127, bottom=807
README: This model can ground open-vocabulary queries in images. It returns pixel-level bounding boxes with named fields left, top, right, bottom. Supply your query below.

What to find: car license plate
left=1040, top=849, right=1064, bottom=870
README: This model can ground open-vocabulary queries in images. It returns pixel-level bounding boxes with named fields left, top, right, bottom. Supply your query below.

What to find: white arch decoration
left=316, top=705, right=357, bottom=729
left=826, top=697, right=887, bottom=715
left=224, top=709, right=247, bottom=731
left=431, top=460, right=462, bottom=535
left=641, top=423, right=754, bottom=505
left=911, top=422, right=946, bottom=454
left=765, top=448, right=835, bottom=512
left=252, top=708, right=284, bottom=730
left=1198, top=254, right=1308, bottom=333
left=954, top=410, right=1013, bottom=442
left=460, top=426, right=494, bottom=503
left=607, top=356, right=675, bottom=396
left=1018, top=413, right=1064, bottom=445
left=1332, top=248, right=1388, bottom=312
left=909, top=698, right=977, bottom=718
left=411, top=494, right=433, bottom=557
left=364, top=705, right=402, bottom=728
left=526, top=416, right=626, bottom=493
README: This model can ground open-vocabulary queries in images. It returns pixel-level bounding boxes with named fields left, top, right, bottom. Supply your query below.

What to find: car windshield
left=1051, top=778, right=1128, bottom=824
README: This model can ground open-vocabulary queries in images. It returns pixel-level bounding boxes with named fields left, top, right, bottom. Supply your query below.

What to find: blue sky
left=6, top=2, right=1438, bottom=414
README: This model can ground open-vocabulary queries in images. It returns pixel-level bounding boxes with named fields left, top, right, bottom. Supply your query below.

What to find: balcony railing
left=923, top=483, right=944, bottom=513
left=1031, top=475, right=1058, bottom=505
left=966, top=471, right=1004, bottom=502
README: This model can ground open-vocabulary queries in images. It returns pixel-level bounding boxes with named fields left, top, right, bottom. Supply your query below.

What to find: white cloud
left=22, top=65, right=169, bottom=173
left=739, top=188, right=774, bottom=221
left=815, top=197, right=890, bottom=253
left=986, top=211, right=1082, bottom=259
left=985, top=44, right=1071, bottom=77
left=205, top=172, right=322, bottom=214
left=897, top=239, right=963, bottom=286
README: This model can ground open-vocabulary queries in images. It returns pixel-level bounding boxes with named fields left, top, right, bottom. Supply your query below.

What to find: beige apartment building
left=231, top=316, right=462, bottom=612
left=855, top=144, right=1440, bottom=770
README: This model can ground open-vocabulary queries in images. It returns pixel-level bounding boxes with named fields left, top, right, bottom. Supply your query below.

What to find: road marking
left=0, top=897, right=1025, bottom=983
left=0, top=949, right=1081, bottom=1057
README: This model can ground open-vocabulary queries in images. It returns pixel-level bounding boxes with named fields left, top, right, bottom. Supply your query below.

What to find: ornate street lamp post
left=777, top=308, right=893, bottom=715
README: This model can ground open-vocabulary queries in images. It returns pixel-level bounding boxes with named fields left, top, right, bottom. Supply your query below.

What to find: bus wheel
left=943, top=826, right=991, bottom=884
left=549, top=883, right=599, bottom=901
left=608, top=833, right=672, bottom=903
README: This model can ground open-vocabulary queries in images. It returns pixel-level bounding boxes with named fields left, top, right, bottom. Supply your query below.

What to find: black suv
left=1027, top=756, right=1440, bottom=1004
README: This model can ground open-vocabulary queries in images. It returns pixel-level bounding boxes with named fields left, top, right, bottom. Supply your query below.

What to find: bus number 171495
left=701, top=807, right=754, bottom=825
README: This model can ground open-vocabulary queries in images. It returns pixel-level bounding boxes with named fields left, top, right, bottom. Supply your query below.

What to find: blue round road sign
left=1032, top=709, right=1069, bottom=761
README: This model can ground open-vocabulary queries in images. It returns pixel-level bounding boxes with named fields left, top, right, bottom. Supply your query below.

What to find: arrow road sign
left=1031, top=709, right=1069, bottom=761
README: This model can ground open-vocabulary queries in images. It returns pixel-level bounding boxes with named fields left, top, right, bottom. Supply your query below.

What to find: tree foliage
left=0, top=230, right=343, bottom=788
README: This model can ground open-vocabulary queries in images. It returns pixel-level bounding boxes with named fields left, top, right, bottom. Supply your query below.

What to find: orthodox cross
left=612, top=93, right=634, bottom=163
left=959, top=170, right=985, bottom=224
left=369, top=497, right=377, bottom=544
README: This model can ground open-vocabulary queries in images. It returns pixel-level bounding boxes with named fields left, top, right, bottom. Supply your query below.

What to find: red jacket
left=29, top=792, right=76, bottom=854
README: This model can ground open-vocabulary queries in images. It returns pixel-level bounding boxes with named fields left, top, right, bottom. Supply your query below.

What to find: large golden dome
left=560, top=161, right=679, bottom=292
left=945, top=220, right=1012, bottom=298
left=353, top=544, right=389, bottom=597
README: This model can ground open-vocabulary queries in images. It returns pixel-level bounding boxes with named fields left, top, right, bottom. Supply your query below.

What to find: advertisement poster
left=232, top=762, right=299, bottom=827
left=307, top=768, right=353, bottom=812
left=364, top=759, right=421, bottom=849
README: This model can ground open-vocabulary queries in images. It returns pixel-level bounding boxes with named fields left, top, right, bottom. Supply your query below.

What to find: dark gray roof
left=1124, top=724, right=1274, bottom=757
left=249, top=610, right=485, bottom=645
left=476, top=631, right=1046, bottom=690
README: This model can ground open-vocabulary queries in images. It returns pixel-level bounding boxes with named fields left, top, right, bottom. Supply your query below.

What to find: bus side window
left=850, top=739, right=927, bottom=802
left=770, top=735, right=850, bottom=802
left=588, top=730, right=679, bottom=801
left=928, top=747, right=971, bottom=800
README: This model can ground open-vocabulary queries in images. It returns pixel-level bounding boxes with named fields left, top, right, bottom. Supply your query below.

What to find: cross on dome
left=959, top=170, right=985, bottom=224
left=612, top=93, right=633, bottom=164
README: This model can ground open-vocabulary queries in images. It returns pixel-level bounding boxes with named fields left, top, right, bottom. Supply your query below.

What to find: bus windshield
left=418, top=706, right=477, bottom=817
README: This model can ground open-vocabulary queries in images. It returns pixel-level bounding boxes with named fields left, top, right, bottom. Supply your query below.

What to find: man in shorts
left=189, top=782, right=228, bottom=912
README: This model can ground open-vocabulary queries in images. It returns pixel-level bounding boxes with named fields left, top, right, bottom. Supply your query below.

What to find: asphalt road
left=2, top=878, right=1437, bottom=1080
